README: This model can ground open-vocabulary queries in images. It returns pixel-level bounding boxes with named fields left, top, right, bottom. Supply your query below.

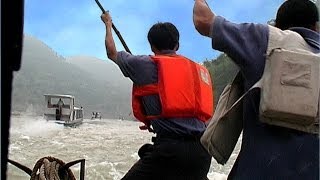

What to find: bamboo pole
left=95, top=0, right=132, bottom=54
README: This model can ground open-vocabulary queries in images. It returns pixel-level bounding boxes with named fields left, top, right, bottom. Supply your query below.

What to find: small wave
left=9, top=144, right=21, bottom=151
left=230, top=153, right=238, bottom=159
left=107, top=162, right=123, bottom=180
left=19, top=135, right=30, bottom=141
left=11, top=117, right=64, bottom=137
left=98, top=161, right=109, bottom=166
left=130, top=152, right=139, bottom=160
left=207, top=172, right=227, bottom=180
left=51, top=140, right=64, bottom=146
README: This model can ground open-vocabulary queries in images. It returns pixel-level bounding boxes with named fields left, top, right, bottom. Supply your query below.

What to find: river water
left=7, top=115, right=241, bottom=180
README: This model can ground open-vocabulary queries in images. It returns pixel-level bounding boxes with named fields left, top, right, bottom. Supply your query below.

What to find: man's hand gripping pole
left=95, top=0, right=132, bottom=54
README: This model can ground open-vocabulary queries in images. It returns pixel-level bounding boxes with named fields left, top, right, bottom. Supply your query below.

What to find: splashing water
left=7, top=116, right=241, bottom=180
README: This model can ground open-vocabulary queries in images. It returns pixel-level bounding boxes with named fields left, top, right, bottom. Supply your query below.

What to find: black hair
left=147, top=22, right=179, bottom=51
left=275, top=0, right=319, bottom=30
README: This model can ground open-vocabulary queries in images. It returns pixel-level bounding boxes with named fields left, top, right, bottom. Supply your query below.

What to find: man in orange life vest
left=101, top=11, right=213, bottom=179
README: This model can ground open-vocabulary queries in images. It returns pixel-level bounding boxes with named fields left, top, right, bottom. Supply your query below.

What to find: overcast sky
left=24, top=0, right=284, bottom=62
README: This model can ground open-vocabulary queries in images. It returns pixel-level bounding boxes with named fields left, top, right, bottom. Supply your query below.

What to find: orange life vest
left=132, top=54, right=214, bottom=126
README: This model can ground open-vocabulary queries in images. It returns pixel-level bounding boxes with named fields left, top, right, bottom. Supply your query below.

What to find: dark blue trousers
left=122, top=136, right=212, bottom=180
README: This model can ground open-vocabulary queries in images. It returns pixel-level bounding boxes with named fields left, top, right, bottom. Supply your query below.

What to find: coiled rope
left=8, top=156, right=85, bottom=180
left=30, top=157, right=75, bottom=180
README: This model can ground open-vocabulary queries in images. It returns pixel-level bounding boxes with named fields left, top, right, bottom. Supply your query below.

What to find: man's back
left=115, top=49, right=212, bottom=180
left=193, top=0, right=319, bottom=178
left=116, top=51, right=208, bottom=136
left=211, top=16, right=319, bottom=180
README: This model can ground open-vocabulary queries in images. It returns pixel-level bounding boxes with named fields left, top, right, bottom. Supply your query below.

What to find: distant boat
left=91, top=111, right=102, bottom=120
left=44, top=94, right=83, bottom=126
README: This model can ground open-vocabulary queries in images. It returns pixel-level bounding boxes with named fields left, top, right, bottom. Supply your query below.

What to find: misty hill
left=12, top=35, right=239, bottom=119
left=12, top=35, right=133, bottom=119
left=67, top=55, right=131, bottom=90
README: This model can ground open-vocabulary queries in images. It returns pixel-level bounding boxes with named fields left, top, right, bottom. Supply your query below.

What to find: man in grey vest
left=193, top=0, right=319, bottom=179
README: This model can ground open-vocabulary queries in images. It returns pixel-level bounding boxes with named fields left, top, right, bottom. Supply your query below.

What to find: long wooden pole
left=95, top=0, right=132, bottom=54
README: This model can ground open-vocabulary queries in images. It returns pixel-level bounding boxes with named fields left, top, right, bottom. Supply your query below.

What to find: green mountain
left=12, top=35, right=132, bottom=119
left=203, top=54, right=239, bottom=105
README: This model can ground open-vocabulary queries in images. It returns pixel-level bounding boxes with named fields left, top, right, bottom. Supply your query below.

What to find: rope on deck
left=30, top=157, right=75, bottom=180
left=8, top=156, right=85, bottom=180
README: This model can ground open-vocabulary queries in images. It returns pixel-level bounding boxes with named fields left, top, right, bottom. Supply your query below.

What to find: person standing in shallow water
left=101, top=11, right=213, bottom=180
left=193, top=0, right=319, bottom=179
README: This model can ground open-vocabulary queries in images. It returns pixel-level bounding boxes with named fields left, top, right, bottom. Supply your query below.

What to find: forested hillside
left=204, top=53, right=239, bottom=105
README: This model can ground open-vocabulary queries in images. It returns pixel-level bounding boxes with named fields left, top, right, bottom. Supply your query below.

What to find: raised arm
left=193, top=0, right=215, bottom=37
left=101, top=12, right=117, bottom=62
